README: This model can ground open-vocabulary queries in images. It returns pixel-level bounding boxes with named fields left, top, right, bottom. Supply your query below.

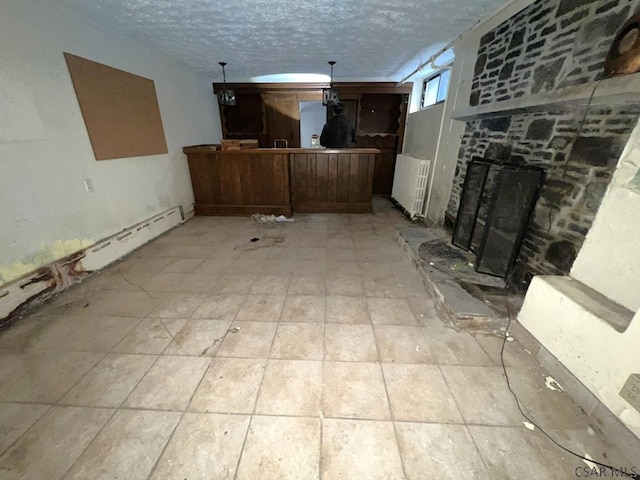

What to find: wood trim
left=195, top=205, right=293, bottom=216
left=293, top=202, right=373, bottom=213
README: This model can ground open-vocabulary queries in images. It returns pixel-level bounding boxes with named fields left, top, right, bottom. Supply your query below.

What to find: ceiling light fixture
left=215, top=62, right=236, bottom=106
left=322, top=61, right=341, bottom=107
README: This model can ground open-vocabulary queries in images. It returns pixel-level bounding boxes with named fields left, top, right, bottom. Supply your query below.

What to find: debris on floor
left=252, top=213, right=295, bottom=223
left=523, top=421, right=536, bottom=431
left=545, top=376, right=564, bottom=392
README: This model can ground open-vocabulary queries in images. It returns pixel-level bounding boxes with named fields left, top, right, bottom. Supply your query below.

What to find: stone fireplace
left=447, top=0, right=640, bottom=284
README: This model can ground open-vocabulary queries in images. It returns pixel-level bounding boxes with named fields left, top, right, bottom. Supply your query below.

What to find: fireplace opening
left=452, top=157, right=544, bottom=280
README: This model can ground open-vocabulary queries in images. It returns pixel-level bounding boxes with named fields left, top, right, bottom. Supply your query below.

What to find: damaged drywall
left=0, top=239, right=94, bottom=286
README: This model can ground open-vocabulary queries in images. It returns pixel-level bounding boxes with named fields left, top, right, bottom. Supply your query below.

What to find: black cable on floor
left=501, top=290, right=639, bottom=479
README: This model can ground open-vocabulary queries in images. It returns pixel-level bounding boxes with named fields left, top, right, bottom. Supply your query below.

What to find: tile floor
left=0, top=199, right=633, bottom=479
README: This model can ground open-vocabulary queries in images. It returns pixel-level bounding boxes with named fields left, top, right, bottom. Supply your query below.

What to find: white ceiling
left=56, top=0, right=506, bottom=82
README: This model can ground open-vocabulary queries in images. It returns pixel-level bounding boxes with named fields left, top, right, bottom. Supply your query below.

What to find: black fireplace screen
left=452, top=160, right=544, bottom=279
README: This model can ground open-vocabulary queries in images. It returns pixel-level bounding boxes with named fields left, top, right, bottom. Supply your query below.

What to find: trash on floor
left=252, top=213, right=295, bottom=223
left=228, top=327, right=240, bottom=333
left=522, top=421, right=535, bottom=430
left=545, top=376, right=564, bottom=392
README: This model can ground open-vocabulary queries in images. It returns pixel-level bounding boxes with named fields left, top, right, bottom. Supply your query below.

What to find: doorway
left=299, top=101, right=326, bottom=148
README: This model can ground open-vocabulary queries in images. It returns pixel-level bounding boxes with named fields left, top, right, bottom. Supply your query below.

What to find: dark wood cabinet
left=212, top=82, right=411, bottom=194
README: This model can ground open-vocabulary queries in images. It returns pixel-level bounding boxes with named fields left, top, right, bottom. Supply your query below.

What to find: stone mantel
left=452, top=74, right=640, bottom=121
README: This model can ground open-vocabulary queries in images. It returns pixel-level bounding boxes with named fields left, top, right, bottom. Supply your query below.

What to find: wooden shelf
left=452, top=74, right=640, bottom=121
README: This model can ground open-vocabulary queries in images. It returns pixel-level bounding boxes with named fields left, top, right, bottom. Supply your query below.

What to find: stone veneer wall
left=447, top=0, right=640, bottom=281
left=471, top=0, right=640, bottom=106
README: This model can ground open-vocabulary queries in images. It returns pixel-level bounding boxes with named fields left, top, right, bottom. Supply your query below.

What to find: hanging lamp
left=215, top=62, right=236, bottom=106
left=322, top=61, right=341, bottom=107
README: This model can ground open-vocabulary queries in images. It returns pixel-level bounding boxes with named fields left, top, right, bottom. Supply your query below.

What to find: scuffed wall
left=0, top=0, right=222, bottom=287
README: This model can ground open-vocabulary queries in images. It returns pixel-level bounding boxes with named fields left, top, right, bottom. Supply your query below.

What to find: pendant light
left=322, top=61, right=341, bottom=107
left=215, top=62, right=236, bottom=106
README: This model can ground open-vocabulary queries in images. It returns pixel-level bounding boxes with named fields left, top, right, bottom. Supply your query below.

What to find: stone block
left=581, top=7, right=629, bottom=41
left=544, top=240, right=576, bottom=272
left=480, top=117, right=511, bottom=133
left=526, top=118, right=555, bottom=140
left=570, top=136, right=624, bottom=167
left=474, top=53, right=487, bottom=77
left=508, top=28, right=526, bottom=49
left=499, top=61, right=515, bottom=80
left=556, top=0, right=596, bottom=18
left=532, top=58, right=565, bottom=94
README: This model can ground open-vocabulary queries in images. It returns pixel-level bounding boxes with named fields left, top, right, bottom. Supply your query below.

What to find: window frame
left=420, top=69, right=451, bottom=109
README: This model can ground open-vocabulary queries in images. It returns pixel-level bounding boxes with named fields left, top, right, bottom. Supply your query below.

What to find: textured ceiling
left=56, top=0, right=506, bottom=81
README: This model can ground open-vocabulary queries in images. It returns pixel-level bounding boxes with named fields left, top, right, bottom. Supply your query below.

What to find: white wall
left=418, top=0, right=535, bottom=224
left=571, top=123, right=640, bottom=312
left=0, top=0, right=221, bottom=286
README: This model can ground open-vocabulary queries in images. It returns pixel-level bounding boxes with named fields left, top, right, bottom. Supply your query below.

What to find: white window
left=421, top=69, right=450, bottom=109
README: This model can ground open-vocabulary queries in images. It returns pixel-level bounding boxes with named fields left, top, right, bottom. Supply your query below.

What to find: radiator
left=392, top=154, right=431, bottom=219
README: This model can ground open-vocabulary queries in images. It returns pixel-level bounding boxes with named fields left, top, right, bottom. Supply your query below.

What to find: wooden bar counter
left=183, top=145, right=380, bottom=214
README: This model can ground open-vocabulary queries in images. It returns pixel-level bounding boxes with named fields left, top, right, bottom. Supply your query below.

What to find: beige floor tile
left=216, top=321, right=277, bottom=358
left=359, top=262, right=393, bottom=278
left=163, top=319, right=231, bottom=356
left=363, top=276, right=406, bottom=298
left=440, top=366, right=523, bottom=426
left=162, top=257, right=204, bottom=273
left=396, top=423, right=489, bottom=479
left=468, top=425, right=585, bottom=480
left=174, top=273, right=219, bottom=293
left=194, top=258, right=235, bottom=274
left=111, top=318, right=178, bottom=354
left=0, top=403, right=51, bottom=455
left=374, top=326, right=433, bottom=364
left=324, top=324, right=378, bottom=362
left=327, top=248, right=357, bottom=261
left=322, top=362, right=390, bottom=420
left=328, top=238, right=355, bottom=249
left=212, top=274, right=256, bottom=294
left=124, top=272, right=188, bottom=292
left=65, top=409, right=180, bottom=480
left=225, top=258, right=266, bottom=274
left=327, top=260, right=361, bottom=276
left=367, top=298, right=418, bottom=326
left=322, top=418, right=404, bottom=480
left=260, top=259, right=296, bottom=276
left=0, top=406, right=113, bottom=480
left=236, top=295, right=286, bottom=321
left=271, top=323, right=324, bottom=360
left=192, top=295, right=245, bottom=320
left=256, top=360, right=322, bottom=415
left=281, top=295, right=325, bottom=323
left=297, top=247, right=328, bottom=260
left=326, top=275, right=365, bottom=296
left=71, top=290, right=161, bottom=317
left=288, top=276, right=326, bottom=295
left=0, top=350, right=103, bottom=403
left=61, top=353, right=156, bottom=407
left=325, top=296, right=370, bottom=324
left=118, top=257, right=175, bottom=273
left=124, top=355, right=210, bottom=410
left=29, top=315, right=139, bottom=352
left=474, top=333, right=543, bottom=369
left=382, top=364, right=462, bottom=422
left=236, top=416, right=320, bottom=480
left=250, top=275, right=291, bottom=295
left=147, top=293, right=206, bottom=318
left=424, top=328, right=494, bottom=366
left=151, top=413, right=250, bottom=480
left=190, top=357, right=266, bottom=413
left=293, top=260, right=327, bottom=276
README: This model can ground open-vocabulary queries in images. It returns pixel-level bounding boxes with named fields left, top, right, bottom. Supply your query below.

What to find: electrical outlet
left=84, top=178, right=95, bottom=193
left=620, top=374, right=640, bottom=413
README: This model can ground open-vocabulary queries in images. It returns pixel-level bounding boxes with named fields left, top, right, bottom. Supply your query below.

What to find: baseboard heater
left=0, top=206, right=184, bottom=323
left=391, top=154, right=431, bottom=219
